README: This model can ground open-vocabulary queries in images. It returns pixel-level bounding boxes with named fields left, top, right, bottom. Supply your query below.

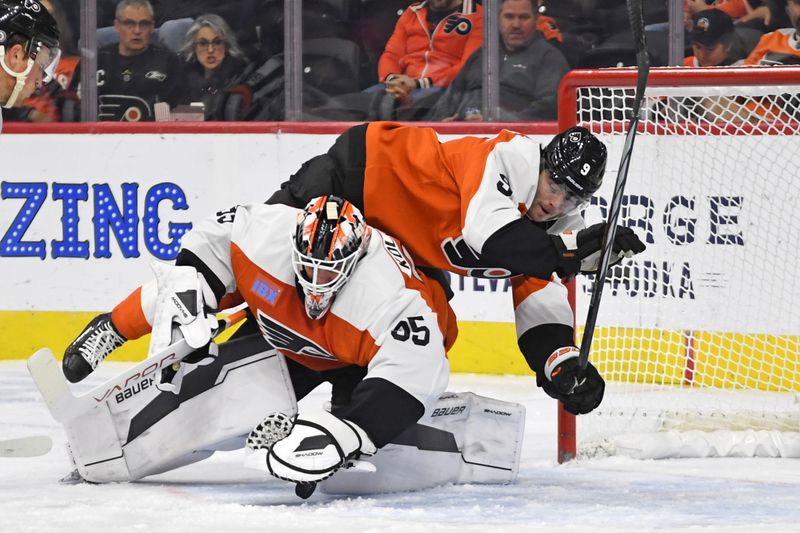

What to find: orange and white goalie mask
left=291, top=196, right=371, bottom=319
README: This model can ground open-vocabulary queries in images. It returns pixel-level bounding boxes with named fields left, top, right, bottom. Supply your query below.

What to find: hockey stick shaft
left=578, top=0, right=650, bottom=370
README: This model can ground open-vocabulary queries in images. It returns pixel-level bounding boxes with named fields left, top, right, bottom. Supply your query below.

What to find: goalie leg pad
left=61, top=334, right=296, bottom=482
left=320, top=392, right=525, bottom=495
left=264, top=410, right=376, bottom=484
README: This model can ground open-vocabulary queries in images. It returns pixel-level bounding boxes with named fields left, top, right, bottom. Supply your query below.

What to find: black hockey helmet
left=0, top=0, right=60, bottom=81
left=540, top=126, right=607, bottom=201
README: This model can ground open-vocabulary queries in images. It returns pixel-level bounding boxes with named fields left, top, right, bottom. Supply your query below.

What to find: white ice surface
left=1, top=361, right=799, bottom=533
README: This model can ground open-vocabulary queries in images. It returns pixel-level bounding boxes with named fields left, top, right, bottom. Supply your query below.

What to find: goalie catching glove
left=246, top=410, right=377, bottom=486
left=540, top=346, right=605, bottom=415
left=551, top=223, right=645, bottom=280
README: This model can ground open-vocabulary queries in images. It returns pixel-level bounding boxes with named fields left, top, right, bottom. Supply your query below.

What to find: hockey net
left=558, top=66, right=800, bottom=460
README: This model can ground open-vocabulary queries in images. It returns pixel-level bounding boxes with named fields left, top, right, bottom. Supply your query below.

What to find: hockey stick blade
left=27, top=348, right=78, bottom=423
left=0, top=436, right=53, bottom=458
left=578, top=0, right=650, bottom=370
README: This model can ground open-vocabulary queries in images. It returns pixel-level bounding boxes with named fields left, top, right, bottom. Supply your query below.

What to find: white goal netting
left=566, top=67, right=800, bottom=459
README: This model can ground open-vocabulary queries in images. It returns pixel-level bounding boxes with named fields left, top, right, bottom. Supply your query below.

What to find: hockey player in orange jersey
left=63, top=123, right=645, bottom=418
left=262, top=122, right=645, bottom=414
left=68, top=197, right=454, bottom=493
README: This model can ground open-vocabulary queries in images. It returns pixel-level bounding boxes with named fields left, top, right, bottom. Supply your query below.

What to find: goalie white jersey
left=179, top=203, right=454, bottom=412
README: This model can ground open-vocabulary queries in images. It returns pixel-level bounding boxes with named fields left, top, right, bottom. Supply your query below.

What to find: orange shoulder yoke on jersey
left=362, top=122, right=522, bottom=272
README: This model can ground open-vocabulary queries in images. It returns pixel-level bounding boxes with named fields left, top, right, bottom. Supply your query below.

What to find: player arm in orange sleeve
left=377, top=12, right=411, bottom=82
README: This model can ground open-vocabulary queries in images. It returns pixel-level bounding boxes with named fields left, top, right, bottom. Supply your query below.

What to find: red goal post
left=556, top=66, right=800, bottom=462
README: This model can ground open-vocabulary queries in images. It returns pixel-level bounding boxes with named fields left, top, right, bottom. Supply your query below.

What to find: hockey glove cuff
left=540, top=346, right=605, bottom=415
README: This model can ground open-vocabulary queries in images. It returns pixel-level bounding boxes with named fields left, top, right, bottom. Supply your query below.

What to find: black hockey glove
left=550, top=223, right=646, bottom=280
left=538, top=346, right=605, bottom=415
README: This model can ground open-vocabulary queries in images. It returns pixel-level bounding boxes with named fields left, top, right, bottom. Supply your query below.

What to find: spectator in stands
left=687, top=0, right=751, bottom=23
left=97, top=0, right=183, bottom=121
left=303, top=0, right=483, bottom=121
left=427, top=0, right=569, bottom=121
left=371, top=0, right=484, bottom=115
left=178, top=14, right=251, bottom=120
left=684, top=8, right=745, bottom=65
left=715, top=0, right=791, bottom=30
left=744, top=0, right=800, bottom=63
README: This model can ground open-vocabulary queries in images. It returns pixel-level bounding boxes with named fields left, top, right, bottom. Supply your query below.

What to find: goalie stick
left=0, top=436, right=53, bottom=458
left=27, top=309, right=247, bottom=424
left=578, top=0, right=650, bottom=371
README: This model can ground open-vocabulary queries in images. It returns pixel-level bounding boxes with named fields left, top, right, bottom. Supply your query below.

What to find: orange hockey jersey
left=136, top=204, right=453, bottom=400
left=359, top=122, right=582, bottom=364
left=361, top=122, right=582, bottom=277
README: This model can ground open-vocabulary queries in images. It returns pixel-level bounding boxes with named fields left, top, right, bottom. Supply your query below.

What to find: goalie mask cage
left=557, top=66, right=800, bottom=461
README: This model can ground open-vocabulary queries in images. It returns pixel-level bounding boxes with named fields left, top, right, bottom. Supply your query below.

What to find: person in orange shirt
left=369, top=0, right=483, bottom=114
left=535, top=0, right=563, bottom=44
left=744, top=0, right=800, bottom=64
left=687, top=0, right=753, bottom=22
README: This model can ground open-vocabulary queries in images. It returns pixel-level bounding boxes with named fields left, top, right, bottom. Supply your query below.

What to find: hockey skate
left=62, top=313, right=126, bottom=383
